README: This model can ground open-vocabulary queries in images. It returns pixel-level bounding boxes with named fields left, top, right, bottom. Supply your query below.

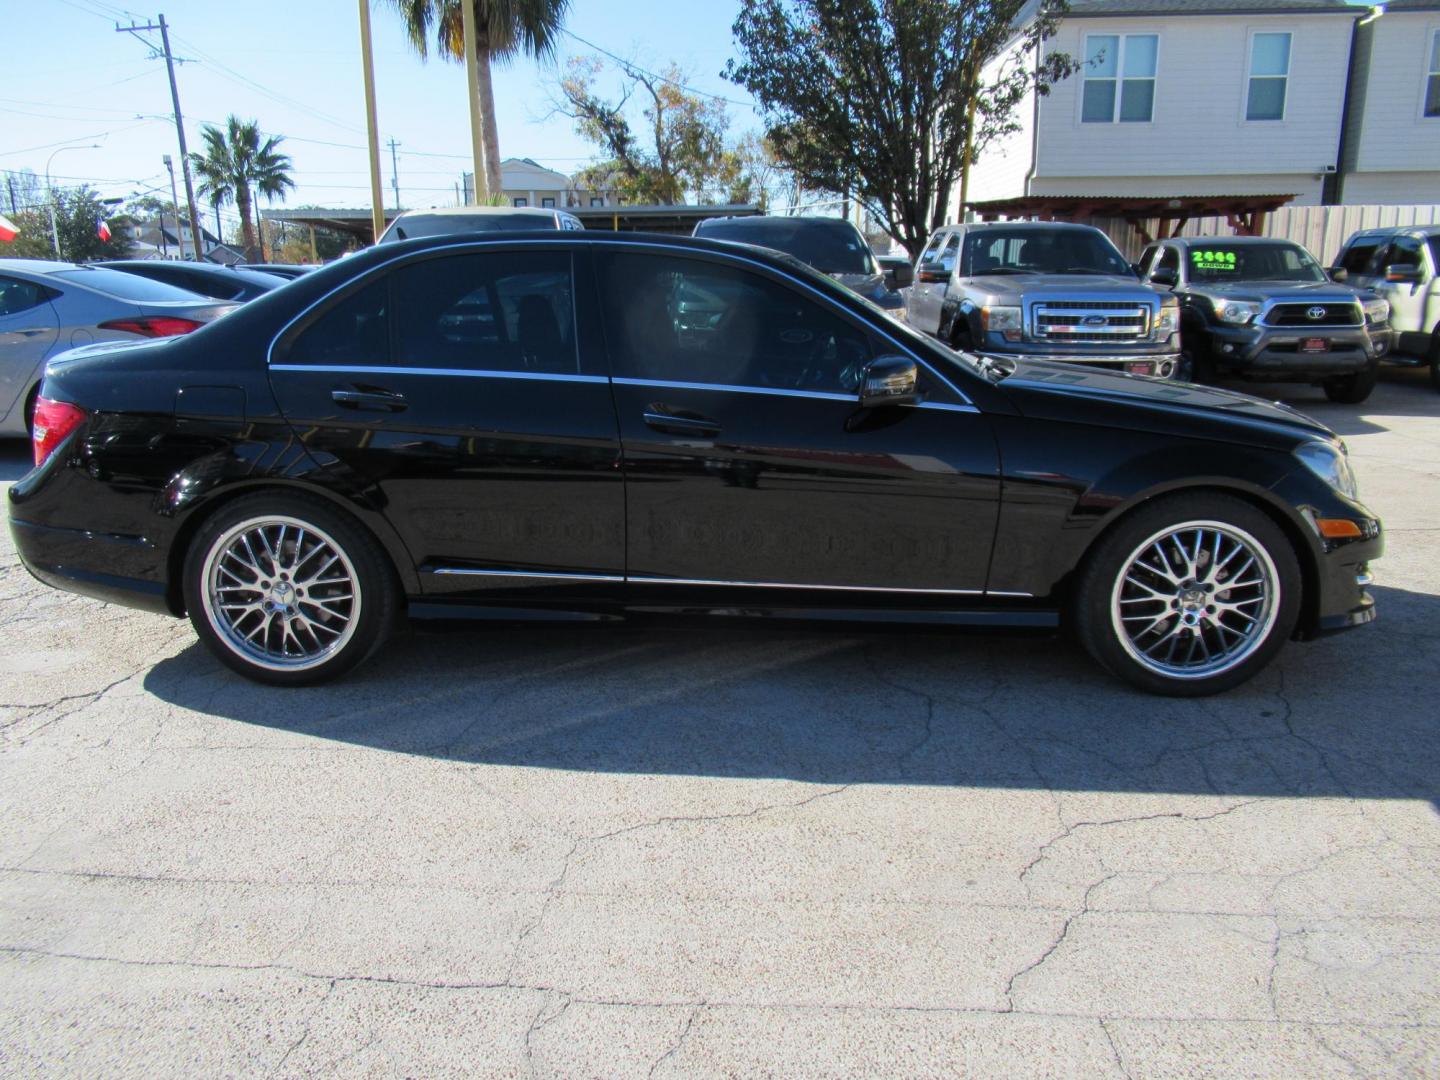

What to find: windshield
left=698, top=219, right=877, bottom=277
left=962, top=228, right=1131, bottom=276
left=1185, top=243, right=1326, bottom=283
left=50, top=267, right=206, bottom=302
left=383, top=213, right=556, bottom=241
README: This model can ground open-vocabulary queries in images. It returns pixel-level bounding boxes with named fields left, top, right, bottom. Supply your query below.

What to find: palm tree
left=189, top=116, right=294, bottom=261
left=388, top=0, right=569, bottom=200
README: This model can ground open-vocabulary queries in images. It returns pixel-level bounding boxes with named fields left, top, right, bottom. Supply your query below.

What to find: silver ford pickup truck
left=906, top=221, right=1181, bottom=377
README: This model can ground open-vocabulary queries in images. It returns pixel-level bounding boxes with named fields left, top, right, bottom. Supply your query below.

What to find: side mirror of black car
left=888, top=262, right=915, bottom=289
left=1385, top=264, right=1422, bottom=283
left=859, top=356, right=918, bottom=409
left=1327, top=266, right=1349, bottom=283
left=1149, top=267, right=1178, bottom=288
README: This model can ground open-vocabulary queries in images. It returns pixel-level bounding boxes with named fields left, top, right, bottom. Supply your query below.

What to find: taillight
left=31, top=397, right=87, bottom=467
left=97, top=316, right=205, bottom=338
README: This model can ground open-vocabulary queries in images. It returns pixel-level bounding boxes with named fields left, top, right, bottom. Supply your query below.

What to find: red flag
left=97, top=219, right=112, bottom=242
left=0, top=215, right=17, bottom=243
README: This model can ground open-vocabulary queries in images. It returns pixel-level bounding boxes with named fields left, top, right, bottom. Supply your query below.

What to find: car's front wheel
left=1075, top=494, right=1301, bottom=696
left=1322, top=362, right=1378, bottom=404
left=182, top=493, right=398, bottom=686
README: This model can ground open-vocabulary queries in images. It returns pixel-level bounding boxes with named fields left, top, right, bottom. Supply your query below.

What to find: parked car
left=0, top=260, right=236, bottom=437
left=691, top=215, right=911, bottom=320
left=377, top=205, right=584, bottom=243
left=1332, top=224, right=1440, bottom=390
left=907, top=222, right=1181, bottom=378
left=9, top=232, right=1380, bottom=695
left=237, top=263, right=319, bottom=279
left=1138, top=237, right=1392, bottom=403
left=94, top=260, right=286, bottom=303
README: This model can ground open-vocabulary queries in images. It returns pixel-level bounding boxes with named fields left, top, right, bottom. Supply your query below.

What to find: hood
left=1190, top=280, right=1362, bottom=304
left=829, top=271, right=895, bottom=303
left=967, top=273, right=1159, bottom=298
left=995, top=357, right=1337, bottom=449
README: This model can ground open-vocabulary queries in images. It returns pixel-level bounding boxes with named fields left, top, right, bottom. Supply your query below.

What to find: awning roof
left=965, top=193, right=1298, bottom=243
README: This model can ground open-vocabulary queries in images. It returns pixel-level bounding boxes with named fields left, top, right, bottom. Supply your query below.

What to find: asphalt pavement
left=1, top=368, right=1437, bottom=1077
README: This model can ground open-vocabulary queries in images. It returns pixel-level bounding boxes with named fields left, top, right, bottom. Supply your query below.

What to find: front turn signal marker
left=1316, top=518, right=1364, bottom=540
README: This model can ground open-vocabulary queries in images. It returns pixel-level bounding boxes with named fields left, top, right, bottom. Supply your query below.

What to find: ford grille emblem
left=1082, top=315, right=1107, bottom=327
left=1306, top=306, right=1327, bottom=321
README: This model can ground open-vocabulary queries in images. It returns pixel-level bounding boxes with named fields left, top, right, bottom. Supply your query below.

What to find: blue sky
left=5, top=0, right=759, bottom=226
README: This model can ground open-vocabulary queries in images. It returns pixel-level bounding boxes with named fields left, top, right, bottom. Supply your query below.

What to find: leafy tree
left=189, top=115, right=295, bottom=262
left=388, top=0, right=570, bottom=201
left=556, top=56, right=758, bottom=206
left=1, top=185, right=132, bottom=261
left=727, top=0, right=1077, bottom=256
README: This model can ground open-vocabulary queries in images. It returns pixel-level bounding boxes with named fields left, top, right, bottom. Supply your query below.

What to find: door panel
left=595, top=251, right=1000, bottom=595
left=267, top=248, right=624, bottom=597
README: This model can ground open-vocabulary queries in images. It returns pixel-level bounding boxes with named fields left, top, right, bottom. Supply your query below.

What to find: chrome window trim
left=422, top=567, right=1027, bottom=597
left=429, top=568, right=624, bottom=583
left=613, top=377, right=854, bottom=403
left=269, top=364, right=609, bottom=384
left=263, top=236, right=975, bottom=406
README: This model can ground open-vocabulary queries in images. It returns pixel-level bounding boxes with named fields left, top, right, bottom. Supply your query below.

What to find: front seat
left=516, top=294, right=564, bottom=370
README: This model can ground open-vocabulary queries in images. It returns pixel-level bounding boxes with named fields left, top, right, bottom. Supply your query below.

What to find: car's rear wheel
left=1322, top=362, right=1378, bottom=404
left=182, top=494, right=397, bottom=686
left=1428, top=331, right=1439, bottom=393
left=1075, top=494, right=1301, bottom=696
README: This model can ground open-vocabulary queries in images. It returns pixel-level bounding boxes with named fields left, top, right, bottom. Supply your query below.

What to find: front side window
left=1338, top=239, right=1384, bottom=275
left=1426, top=31, right=1440, bottom=118
left=0, top=276, right=50, bottom=318
left=1082, top=34, right=1158, bottom=123
left=597, top=253, right=874, bottom=394
left=283, top=251, right=576, bottom=374
left=1247, top=32, right=1291, bottom=121
left=1382, top=236, right=1424, bottom=272
left=1155, top=246, right=1181, bottom=276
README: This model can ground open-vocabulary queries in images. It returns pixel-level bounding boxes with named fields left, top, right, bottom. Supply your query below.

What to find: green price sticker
left=1191, top=250, right=1238, bottom=269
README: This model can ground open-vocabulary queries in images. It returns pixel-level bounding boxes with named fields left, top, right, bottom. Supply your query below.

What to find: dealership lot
left=1, top=370, right=1437, bottom=1077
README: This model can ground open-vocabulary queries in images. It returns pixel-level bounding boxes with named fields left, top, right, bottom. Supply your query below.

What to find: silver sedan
left=0, top=259, right=236, bottom=437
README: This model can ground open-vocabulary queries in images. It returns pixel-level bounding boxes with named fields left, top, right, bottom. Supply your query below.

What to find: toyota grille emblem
left=1306, top=306, right=1327, bottom=321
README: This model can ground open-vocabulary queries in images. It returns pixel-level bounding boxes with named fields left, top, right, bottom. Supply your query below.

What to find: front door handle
left=643, top=406, right=721, bottom=438
left=332, top=385, right=408, bottom=413
left=13, top=328, right=50, bottom=337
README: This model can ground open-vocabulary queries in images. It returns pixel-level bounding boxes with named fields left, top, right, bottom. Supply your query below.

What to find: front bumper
left=981, top=348, right=1181, bottom=377
left=1206, top=322, right=1386, bottom=379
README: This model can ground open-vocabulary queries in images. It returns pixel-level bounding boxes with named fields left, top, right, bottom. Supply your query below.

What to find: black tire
left=1428, top=332, right=1440, bottom=393
left=181, top=492, right=398, bottom=686
left=1074, top=492, right=1302, bottom=697
left=1322, top=362, right=1379, bottom=404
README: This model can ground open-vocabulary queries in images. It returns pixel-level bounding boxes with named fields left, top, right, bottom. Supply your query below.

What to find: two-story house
left=462, top=158, right=614, bottom=209
left=966, top=0, right=1440, bottom=223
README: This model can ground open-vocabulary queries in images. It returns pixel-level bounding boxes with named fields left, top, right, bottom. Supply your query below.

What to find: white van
left=378, top=205, right=585, bottom=244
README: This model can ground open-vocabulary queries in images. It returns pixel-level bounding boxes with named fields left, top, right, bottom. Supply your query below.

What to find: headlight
left=982, top=305, right=1023, bottom=342
left=1363, top=296, right=1389, bottom=324
left=1294, top=441, right=1358, bottom=499
left=1211, top=298, right=1261, bottom=325
left=1153, top=298, right=1179, bottom=337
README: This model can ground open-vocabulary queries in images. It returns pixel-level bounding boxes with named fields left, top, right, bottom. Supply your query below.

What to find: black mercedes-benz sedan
left=8, top=232, right=1381, bottom=695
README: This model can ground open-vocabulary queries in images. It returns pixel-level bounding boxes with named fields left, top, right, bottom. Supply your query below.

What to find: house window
left=542, top=197, right=556, bottom=208
left=590, top=197, right=604, bottom=207
left=512, top=197, right=529, bottom=207
left=1246, top=32, right=1291, bottom=121
left=1426, top=30, right=1440, bottom=118
left=1082, top=34, right=1158, bottom=123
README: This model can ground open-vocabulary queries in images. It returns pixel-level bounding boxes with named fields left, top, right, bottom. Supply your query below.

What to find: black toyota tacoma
left=1139, top=236, right=1392, bottom=403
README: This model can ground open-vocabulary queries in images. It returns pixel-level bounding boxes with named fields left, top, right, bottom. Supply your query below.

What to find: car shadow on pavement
left=143, top=583, right=1439, bottom=807
left=0, top=442, right=32, bottom=483
left=1217, top=367, right=1439, bottom=438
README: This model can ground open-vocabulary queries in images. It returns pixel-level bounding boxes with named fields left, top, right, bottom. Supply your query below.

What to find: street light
left=45, top=143, right=102, bottom=261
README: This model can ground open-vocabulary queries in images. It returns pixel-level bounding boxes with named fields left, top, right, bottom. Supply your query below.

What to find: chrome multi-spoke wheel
left=1110, top=521, right=1279, bottom=680
left=200, top=514, right=362, bottom=673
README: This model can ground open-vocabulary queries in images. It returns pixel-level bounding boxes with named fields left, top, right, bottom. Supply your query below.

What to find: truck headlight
left=982, top=305, right=1023, bottom=342
left=1363, top=296, right=1389, bottom=324
left=1294, top=441, right=1358, bottom=499
left=1212, top=299, right=1261, bottom=325
left=1153, top=298, right=1179, bottom=337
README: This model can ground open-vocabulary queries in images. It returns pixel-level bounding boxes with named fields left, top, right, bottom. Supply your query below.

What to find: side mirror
left=1149, top=267, right=1178, bottom=288
left=1385, top=264, right=1422, bottom=283
left=915, top=267, right=948, bottom=284
left=1327, top=266, right=1348, bottom=283
left=888, top=262, right=915, bottom=289
left=859, top=355, right=918, bottom=408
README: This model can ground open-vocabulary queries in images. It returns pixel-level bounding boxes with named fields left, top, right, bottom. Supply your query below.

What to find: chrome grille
left=1263, top=302, right=1362, bottom=327
left=1030, top=301, right=1151, bottom=342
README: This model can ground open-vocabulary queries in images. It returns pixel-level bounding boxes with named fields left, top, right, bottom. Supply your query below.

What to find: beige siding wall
left=1352, top=13, right=1440, bottom=175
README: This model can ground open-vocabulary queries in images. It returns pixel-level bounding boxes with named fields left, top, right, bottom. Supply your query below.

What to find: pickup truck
left=1332, top=224, right=1440, bottom=391
left=905, top=221, right=1180, bottom=378
left=1137, top=236, right=1392, bottom=404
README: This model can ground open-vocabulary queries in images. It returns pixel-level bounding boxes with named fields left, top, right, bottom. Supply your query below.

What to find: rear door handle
left=332, top=385, right=408, bottom=413
left=13, top=328, right=50, bottom=337
left=643, top=406, right=720, bottom=438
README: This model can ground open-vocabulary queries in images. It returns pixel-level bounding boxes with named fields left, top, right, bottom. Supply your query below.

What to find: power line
left=559, top=29, right=756, bottom=109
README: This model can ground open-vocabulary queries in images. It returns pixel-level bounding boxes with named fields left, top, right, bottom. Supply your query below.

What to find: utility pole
left=356, top=0, right=387, bottom=244
left=161, top=153, right=184, bottom=260
left=461, top=0, right=486, bottom=203
left=387, top=137, right=401, bottom=212
left=117, top=14, right=204, bottom=261
left=5, top=174, right=16, bottom=216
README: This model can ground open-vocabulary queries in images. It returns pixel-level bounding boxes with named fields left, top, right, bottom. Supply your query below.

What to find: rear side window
left=1382, top=236, right=1424, bottom=271
left=0, top=276, right=51, bottom=317
left=48, top=267, right=203, bottom=302
left=282, top=251, right=576, bottom=374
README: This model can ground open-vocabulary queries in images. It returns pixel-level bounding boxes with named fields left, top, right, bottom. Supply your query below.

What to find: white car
left=378, top=206, right=584, bottom=244
left=1333, top=225, right=1440, bottom=389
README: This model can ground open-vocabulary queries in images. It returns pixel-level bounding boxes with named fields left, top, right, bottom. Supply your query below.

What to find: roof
left=1065, top=0, right=1355, bottom=14
left=1378, top=0, right=1440, bottom=10
left=695, top=215, right=862, bottom=231
left=1165, top=235, right=1312, bottom=246
left=395, top=206, right=572, bottom=220
left=948, top=220, right=1109, bottom=231
left=0, top=259, right=80, bottom=274
left=967, top=193, right=1297, bottom=217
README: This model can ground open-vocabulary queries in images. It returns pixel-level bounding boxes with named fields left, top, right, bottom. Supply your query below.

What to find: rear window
left=383, top=213, right=555, bottom=241
left=696, top=220, right=876, bottom=277
left=49, top=267, right=206, bottom=302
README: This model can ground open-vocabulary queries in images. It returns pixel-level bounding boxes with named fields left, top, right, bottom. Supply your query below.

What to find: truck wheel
left=1322, top=362, right=1378, bottom=404
left=1429, top=332, right=1440, bottom=393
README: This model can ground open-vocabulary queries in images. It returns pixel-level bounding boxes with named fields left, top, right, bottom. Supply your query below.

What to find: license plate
left=1300, top=338, right=1330, bottom=353
left=1125, top=362, right=1152, bottom=375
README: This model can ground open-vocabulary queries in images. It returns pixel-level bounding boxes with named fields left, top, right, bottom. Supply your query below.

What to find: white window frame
left=1080, top=32, right=1160, bottom=125
left=1244, top=29, right=1292, bottom=123
left=1423, top=28, right=1440, bottom=121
